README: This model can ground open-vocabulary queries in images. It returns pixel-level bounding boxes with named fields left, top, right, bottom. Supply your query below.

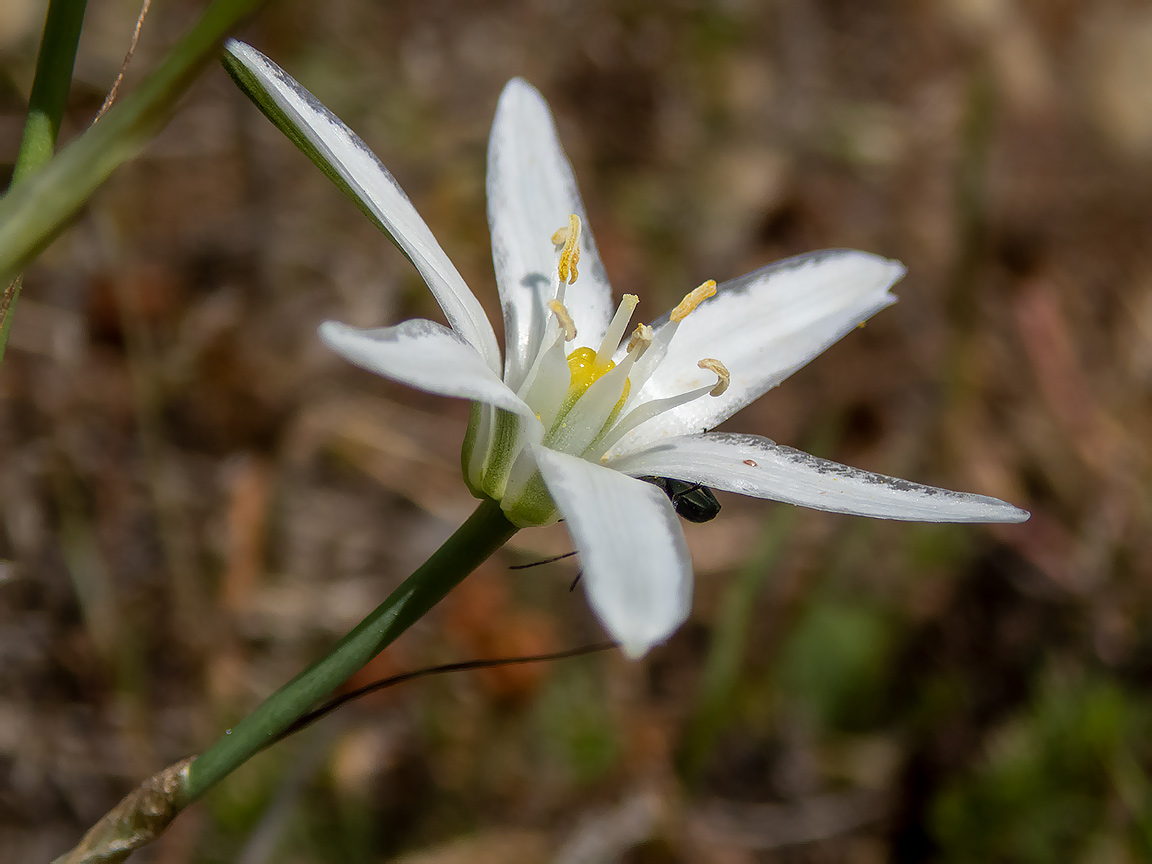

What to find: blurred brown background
left=2, top=0, right=1152, bottom=861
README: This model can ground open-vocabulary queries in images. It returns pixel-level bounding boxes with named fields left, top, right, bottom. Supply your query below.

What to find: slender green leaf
left=0, top=0, right=270, bottom=285
left=11, top=0, right=88, bottom=185
left=1, top=0, right=88, bottom=363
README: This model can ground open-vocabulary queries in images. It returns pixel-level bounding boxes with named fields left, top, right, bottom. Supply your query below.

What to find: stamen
left=621, top=281, right=716, bottom=403
left=551, top=352, right=636, bottom=455
left=554, top=214, right=582, bottom=285
left=698, top=358, right=730, bottom=396
left=626, top=323, right=653, bottom=354
left=670, top=279, right=717, bottom=323
left=518, top=329, right=571, bottom=428
left=547, top=299, right=577, bottom=341
left=589, top=381, right=716, bottom=458
left=595, top=294, right=639, bottom=367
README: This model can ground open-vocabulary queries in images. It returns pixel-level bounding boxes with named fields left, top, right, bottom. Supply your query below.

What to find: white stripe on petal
left=611, top=250, right=903, bottom=454
left=224, top=40, right=500, bottom=371
left=488, top=79, right=614, bottom=389
left=531, top=447, right=693, bottom=658
left=319, top=319, right=537, bottom=423
left=609, top=433, right=1031, bottom=523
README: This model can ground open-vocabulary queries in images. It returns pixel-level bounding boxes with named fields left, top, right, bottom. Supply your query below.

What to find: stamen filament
left=595, top=294, right=639, bottom=367
left=589, top=381, right=716, bottom=459
left=550, top=257, right=568, bottom=308
left=622, top=280, right=717, bottom=404
left=517, top=327, right=570, bottom=421
left=549, top=351, right=638, bottom=455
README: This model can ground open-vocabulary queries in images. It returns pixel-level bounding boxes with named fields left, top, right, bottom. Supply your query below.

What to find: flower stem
left=177, top=498, right=517, bottom=806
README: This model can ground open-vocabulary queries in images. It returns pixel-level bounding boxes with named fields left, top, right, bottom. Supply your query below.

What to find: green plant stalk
left=0, top=0, right=269, bottom=286
left=12, top=0, right=87, bottom=185
left=177, top=497, right=518, bottom=805
left=0, top=0, right=88, bottom=364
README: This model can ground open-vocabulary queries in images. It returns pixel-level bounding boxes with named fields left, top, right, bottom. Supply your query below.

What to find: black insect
left=640, top=476, right=722, bottom=523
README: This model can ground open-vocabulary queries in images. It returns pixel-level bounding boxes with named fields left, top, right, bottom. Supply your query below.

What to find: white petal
left=487, top=79, right=614, bottom=388
left=609, top=433, right=1031, bottom=523
left=531, top=447, right=692, bottom=657
left=224, top=40, right=501, bottom=371
left=319, top=319, right=537, bottom=422
left=611, top=250, right=903, bottom=453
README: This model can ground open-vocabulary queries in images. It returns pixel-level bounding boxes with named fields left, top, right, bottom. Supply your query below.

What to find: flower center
left=532, top=218, right=730, bottom=460
left=485, top=218, right=733, bottom=526
left=567, top=346, right=612, bottom=394
left=565, top=346, right=631, bottom=410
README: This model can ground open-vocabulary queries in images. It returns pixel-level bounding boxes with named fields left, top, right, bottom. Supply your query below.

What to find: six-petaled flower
left=224, top=41, right=1028, bottom=657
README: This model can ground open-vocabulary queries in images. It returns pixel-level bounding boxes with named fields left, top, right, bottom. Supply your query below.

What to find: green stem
left=0, top=0, right=88, bottom=364
left=0, top=0, right=269, bottom=285
left=12, top=0, right=87, bottom=185
left=178, top=498, right=518, bottom=806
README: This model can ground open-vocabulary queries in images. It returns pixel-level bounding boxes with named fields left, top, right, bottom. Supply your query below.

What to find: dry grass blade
left=93, top=0, right=154, bottom=123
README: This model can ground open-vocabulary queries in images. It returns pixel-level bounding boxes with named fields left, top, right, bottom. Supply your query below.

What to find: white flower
left=224, top=42, right=1029, bottom=658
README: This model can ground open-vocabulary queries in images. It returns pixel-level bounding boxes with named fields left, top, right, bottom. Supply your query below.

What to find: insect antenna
left=506, top=550, right=582, bottom=591
left=509, top=550, right=578, bottom=570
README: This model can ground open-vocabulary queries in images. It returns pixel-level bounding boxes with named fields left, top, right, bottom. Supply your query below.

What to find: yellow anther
left=626, top=322, right=653, bottom=354
left=670, top=279, right=717, bottom=323
left=698, top=358, right=730, bottom=396
left=554, top=214, right=582, bottom=285
left=548, top=299, right=577, bottom=341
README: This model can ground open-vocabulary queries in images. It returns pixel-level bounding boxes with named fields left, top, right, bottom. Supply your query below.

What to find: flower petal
left=610, top=433, right=1031, bottom=523
left=487, top=79, right=614, bottom=389
left=319, top=319, right=537, bottom=422
left=611, top=250, right=903, bottom=454
left=224, top=40, right=501, bottom=371
left=531, top=447, right=692, bottom=657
